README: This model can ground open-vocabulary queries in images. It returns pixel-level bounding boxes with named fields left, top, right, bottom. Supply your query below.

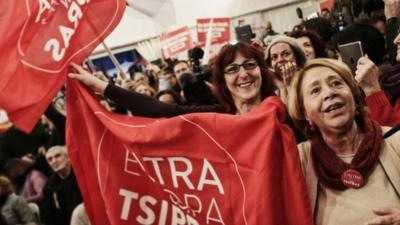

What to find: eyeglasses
left=224, top=60, right=258, bottom=74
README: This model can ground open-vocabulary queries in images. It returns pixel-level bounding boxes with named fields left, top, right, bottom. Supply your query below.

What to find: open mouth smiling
left=238, top=81, right=253, bottom=88
left=323, top=102, right=345, bottom=113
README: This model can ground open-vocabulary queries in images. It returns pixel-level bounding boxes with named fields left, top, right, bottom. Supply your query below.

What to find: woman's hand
left=120, top=79, right=138, bottom=92
left=68, top=63, right=108, bottom=95
left=93, top=71, right=109, bottom=83
left=355, top=55, right=381, bottom=96
left=278, top=61, right=297, bottom=87
left=270, top=69, right=288, bottom=105
left=364, top=208, right=400, bottom=225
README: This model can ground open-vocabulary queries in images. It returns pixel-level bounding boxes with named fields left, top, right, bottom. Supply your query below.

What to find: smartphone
left=338, top=41, right=364, bottom=75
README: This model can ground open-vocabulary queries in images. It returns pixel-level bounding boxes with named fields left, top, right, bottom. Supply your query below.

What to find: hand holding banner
left=66, top=78, right=313, bottom=225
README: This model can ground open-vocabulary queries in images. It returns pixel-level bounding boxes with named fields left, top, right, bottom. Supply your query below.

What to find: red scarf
left=309, top=116, right=383, bottom=190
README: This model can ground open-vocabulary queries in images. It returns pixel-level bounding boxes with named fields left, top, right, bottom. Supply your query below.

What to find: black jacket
left=40, top=170, right=82, bottom=225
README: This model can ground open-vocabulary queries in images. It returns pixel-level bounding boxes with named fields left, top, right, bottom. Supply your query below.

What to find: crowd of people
left=1, top=0, right=400, bottom=224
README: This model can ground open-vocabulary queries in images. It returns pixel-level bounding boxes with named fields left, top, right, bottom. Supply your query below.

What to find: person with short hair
left=173, top=60, right=191, bottom=80
left=158, top=69, right=179, bottom=93
left=40, top=146, right=82, bottom=225
left=259, top=20, right=279, bottom=46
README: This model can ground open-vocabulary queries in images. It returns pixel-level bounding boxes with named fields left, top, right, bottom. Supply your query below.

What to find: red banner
left=0, top=0, right=125, bottom=132
left=319, top=0, right=334, bottom=10
left=66, top=79, right=313, bottom=225
left=197, top=18, right=230, bottom=47
left=160, top=27, right=193, bottom=58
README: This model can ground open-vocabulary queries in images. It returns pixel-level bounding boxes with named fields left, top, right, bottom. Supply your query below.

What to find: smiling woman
left=212, top=42, right=275, bottom=114
left=69, top=41, right=307, bottom=142
left=264, top=36, right=307, bottom=104
left=69, top=42, right=275, bottom=115
left=288, top=58, right=400, bottom=225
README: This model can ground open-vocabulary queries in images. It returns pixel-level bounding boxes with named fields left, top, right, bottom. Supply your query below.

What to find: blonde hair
left=0, top=175, right=13, bottom=194
left=134, top=83, right=156, bottom=97
left=287, top=58, right=366, bottom=133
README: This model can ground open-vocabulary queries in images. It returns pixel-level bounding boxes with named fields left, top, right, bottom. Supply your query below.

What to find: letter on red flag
left=66, top=79, right=313, bottom=225
left=0, top=0, right=125, bottom=132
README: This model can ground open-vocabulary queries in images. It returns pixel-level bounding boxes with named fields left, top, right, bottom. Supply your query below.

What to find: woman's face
left=223, top=53, right=262, bottom=105
left=270, top=42, right=296, bottom=70
left=296, top=36, right=315, bottom=60
left=394, top=33, right=400, bottom=63
left=301, top=66, right=356, bottom=133
left=135, top=84, right=153, bottom=97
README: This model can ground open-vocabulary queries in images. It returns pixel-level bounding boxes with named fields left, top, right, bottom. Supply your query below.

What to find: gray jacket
left=1, top=193, right=38, bottom=225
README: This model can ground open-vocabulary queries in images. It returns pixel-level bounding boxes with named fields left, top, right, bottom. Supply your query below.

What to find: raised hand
left=355, top=55, right=381, bottom=96
left=68, top=63, right=108, bottom=95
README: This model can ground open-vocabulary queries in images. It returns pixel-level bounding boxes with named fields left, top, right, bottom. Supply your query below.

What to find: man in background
left=40, top=146, right=82, bottom=225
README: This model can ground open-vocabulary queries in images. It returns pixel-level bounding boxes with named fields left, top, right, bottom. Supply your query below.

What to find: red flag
left=66, top=79, right=313, bottom=225
left=0, top=0, right=125, bottom=132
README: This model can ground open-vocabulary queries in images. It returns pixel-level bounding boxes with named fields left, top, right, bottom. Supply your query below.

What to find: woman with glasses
left=69, top=42, right=304, bottom=142
left=69, top=42, right=275, bottom=116
left=208, top=42, right=275, bottom=114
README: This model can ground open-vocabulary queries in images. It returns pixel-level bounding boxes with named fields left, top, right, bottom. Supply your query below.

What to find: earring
left=307, top=120, right=316, bottom=132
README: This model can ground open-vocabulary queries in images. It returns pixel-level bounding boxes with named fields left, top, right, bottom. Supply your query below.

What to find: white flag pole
left=202, top=19, right=214, bottom=66
left=86, top=57, right=96, bottom=72
left=101, top=41, right=128, bottom=80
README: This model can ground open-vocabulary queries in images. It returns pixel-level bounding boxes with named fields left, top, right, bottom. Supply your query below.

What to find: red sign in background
left=196, top=18, right=230, bottom=47
left=160, top=27, right=193, bottom=58
left=319, top=0, right=334, bottom=11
